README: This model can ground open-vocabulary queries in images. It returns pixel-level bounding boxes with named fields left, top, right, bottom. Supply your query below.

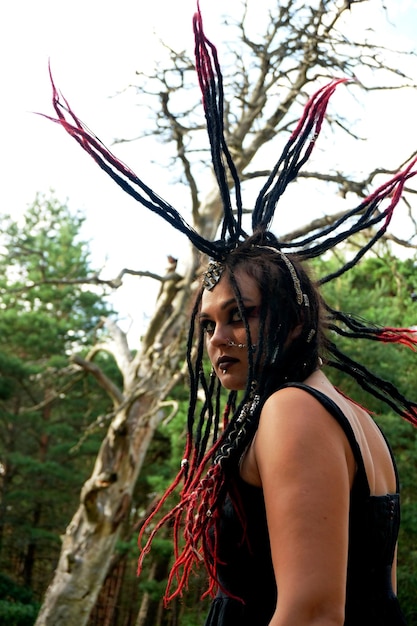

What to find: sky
left=1, top=0, right=417, bottom=342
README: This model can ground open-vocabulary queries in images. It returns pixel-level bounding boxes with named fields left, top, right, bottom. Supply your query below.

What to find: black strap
left=280, top=383, right=372, bottom=497
left=281, top=382, right=401, bottom=494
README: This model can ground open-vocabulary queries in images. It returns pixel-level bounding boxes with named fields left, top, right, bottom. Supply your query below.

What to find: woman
left=136, top=231, right=414, bottom=624
left=48, top=4, right=417, bottom=624
left=196, top=234, right=408, bottom=624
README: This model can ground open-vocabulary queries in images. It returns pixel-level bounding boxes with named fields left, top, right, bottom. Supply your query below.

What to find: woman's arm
left=254, top=387, right=355, bottom=626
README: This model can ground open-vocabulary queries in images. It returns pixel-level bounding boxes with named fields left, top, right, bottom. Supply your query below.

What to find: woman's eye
left=201, top=320, right=215, bottom=334
left=230, top=309, right=244, bottom=323
left=230, top=306, right=259, bottom=324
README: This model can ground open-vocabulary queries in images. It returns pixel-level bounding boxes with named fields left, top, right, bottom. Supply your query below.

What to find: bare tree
left=35, top=1, right=417, bottom=624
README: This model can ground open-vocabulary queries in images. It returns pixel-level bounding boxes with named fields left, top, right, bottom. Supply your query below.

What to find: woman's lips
left=217, top=355, right=239, bottom=371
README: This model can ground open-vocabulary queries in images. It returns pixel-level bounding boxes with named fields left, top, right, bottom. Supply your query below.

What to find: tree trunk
left=35, top=394, right=169, bottom=625
left=89, top=556, right=127, bottom=626
left=135, top=562, right=157, bottom=626
left=35, top=260, right=196, bottom=626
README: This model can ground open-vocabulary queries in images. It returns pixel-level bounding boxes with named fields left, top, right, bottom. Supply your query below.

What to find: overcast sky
left=1, top=0, right=416, bottom=341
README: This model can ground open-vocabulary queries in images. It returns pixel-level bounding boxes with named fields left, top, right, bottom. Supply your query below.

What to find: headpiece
left=45, top=0, right=417, bottom=603
left=202, top=259, right=224, bottom=290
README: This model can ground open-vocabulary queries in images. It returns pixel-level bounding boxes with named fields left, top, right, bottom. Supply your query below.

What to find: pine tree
left=0, top=194, right=114, bottom=622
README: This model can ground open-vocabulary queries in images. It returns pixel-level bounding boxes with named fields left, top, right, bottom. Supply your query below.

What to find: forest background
left=1, top=1, right=417, bottom=625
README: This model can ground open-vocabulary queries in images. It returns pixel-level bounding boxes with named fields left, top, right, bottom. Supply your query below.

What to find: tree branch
left=71, top=355, right=124, bottom=407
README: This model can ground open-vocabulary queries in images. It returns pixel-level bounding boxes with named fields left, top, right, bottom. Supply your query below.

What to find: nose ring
left=227, top=338, right=257, bottom=350
left=227, top=338, right=246, bottom=348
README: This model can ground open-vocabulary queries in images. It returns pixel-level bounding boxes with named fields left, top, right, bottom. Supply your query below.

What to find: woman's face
left=200, top=268, right=261, bottom=390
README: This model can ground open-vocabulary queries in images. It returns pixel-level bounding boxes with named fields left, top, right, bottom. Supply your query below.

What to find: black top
left=204, top=384, right=407, bottom=626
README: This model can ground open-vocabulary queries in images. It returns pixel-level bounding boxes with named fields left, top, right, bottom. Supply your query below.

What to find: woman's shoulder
left=240, top=373, right=354, bottom=487
left=258, top=370, right=397, bottom=496
left=261, top=370, right=347, bottom=427
left=260, top=377, right=352, bottom=449
left=262, top=370, right=365, bottom=428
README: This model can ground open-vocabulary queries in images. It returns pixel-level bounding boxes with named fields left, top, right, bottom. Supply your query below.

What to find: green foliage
left=0, top=194, right=109, bottom=354
left=315, top=250, right=417, bottom=409
left=0, top=194, right=117, bottom=604
left=0, top=350, right=32, bottom=400
left=0, top=600, right=40, bottom=626
left=0, top=573, right=40, bottom=626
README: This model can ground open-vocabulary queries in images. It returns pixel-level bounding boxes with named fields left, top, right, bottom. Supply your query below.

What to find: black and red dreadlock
left=45, top=0, right=417, bottom=605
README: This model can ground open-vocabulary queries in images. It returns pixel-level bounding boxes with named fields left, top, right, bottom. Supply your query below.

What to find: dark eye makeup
left=200, top=305, right=260, bottom=334
left=200, top=319, right=216, bottom=334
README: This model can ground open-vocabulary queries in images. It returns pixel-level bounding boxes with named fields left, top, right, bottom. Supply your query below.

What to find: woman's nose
left=209, top=324, right=229, bottom=346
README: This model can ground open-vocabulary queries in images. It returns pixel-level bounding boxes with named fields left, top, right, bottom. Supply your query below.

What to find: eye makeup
left=200, top=305, right=260, bottom=335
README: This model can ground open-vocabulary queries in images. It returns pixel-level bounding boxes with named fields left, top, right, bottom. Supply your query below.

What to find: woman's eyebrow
left=200, top=296, right=255, bottom=319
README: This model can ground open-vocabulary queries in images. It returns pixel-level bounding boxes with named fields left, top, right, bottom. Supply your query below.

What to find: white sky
left=1, top=0, right=417, bottom=341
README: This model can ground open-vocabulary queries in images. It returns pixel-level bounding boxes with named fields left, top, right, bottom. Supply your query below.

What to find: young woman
left=195, top=235, right=408, bottom=624
left=48, top=4, right=417, bottom=624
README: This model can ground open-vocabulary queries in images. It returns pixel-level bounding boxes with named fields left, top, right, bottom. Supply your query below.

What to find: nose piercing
left=227, top=338, right=257, bottom=350
left=227, top=339, right=246, bottom=349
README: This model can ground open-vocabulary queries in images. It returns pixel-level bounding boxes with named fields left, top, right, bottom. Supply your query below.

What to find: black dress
left=204, top=384, right=408, bottom=626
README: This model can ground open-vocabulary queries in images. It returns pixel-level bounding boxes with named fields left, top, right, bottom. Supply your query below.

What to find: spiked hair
left=46, top=1, right=417, bottom=604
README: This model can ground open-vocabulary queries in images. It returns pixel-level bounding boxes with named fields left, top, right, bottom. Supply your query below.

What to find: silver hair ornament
left=214, top=382, right=260, bottom=469
left=307, top=329, right=316, bottom=343
left=203, top=259, right=224, bottom=290
left=255, top=245, right=306, bottom=306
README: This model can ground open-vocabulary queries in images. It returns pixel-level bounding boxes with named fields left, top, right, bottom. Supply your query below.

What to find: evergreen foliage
left=0, top=194, right=116, bottom=618
left=0, top=573, right=40, bottom=626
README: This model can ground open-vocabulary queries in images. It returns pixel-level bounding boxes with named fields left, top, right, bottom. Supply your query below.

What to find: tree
left=0, top=195, right=114, bottom=622
left=36, top=2, right=417, bottom=624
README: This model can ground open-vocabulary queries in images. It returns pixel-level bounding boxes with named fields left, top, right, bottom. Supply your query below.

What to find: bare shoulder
left=251, top=371, right=396, bottom=495
left=259, top=369, right=366, bottom=440
left=258, top=380, right=349, bottom=445
left=241, top=378, right=355, bottom=487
